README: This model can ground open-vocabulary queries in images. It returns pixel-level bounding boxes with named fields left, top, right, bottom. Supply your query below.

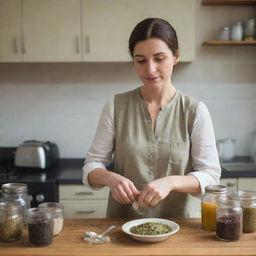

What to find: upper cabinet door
left=82, top=0, right=135, bottom=62
left=82, top=0, right=195, bottom=62
left=0, top=0, right=22, bottom=62
left=22, top=0, right=81, bottom=62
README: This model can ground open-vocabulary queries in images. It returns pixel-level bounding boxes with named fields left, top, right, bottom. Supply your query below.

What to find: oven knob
left=36, top=194, right=45, bottom=202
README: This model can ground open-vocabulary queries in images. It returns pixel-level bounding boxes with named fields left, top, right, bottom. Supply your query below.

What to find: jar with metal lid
left=0, top=201, right=23, bottom=242
left=201, top=185, right=227, bottom=231
left=216, top=195, right=242, bottom=241
left=218, top=26, right=230, bottom=41
left=234, top=190, right=256, bottom=233
left=27, top=208, right=53, bottom=247
left=39, top=202, right=64, bottom=236
left=1, top=183, right=31, bottom=223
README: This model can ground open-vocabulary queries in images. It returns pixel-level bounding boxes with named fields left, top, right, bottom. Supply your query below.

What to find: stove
left=0, top=147, right=61, bottom=207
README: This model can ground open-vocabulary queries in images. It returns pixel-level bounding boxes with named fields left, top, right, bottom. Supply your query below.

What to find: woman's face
left=133, top=38, right=178, bottom=89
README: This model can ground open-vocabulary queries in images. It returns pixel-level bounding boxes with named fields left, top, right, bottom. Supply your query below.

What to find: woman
left=83, top=18, right=221, bottom=218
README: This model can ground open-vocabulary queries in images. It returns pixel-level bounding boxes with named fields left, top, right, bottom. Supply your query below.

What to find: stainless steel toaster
left=14, top=140, right=59, bottom=169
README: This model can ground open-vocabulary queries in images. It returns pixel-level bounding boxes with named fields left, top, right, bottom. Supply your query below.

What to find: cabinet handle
left=76, top=36, right=80, bottom=54
left=75, top=192, right=93, bottom=195
left=14, top=37, right=19, bottom=54
left=21, top=36, right=26, bottom=54
left=76, top=210, right=95, bottom=214
left=85, top=35, right=90, bottom=53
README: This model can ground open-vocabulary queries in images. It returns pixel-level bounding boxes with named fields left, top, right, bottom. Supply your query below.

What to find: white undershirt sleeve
left=187, top=102, right=221, bottom=199
left=82, top=98, right=115, bottom=189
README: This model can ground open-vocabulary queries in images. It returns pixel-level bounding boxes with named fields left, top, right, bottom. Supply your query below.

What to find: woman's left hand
left=137, top=176, right=174, bottom=208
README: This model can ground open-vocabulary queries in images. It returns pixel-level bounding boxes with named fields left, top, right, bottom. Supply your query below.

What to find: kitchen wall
left=0, top=0, right=256, bottom=158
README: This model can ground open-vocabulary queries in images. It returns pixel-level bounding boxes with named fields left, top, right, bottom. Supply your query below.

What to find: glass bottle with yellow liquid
left=201, top=185, right=227, bottom=231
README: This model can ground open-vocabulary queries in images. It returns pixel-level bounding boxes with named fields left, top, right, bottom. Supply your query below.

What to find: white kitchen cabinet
left=0, top=0, right=81, bottom=62
left=238, top=178, right=256, bottom=191
left=220, top=177, right=256, bottom=192
left=22, top=0, right=81, bottom=62
left=60, top=201, right=108, bottom=218
left=82, top=0, right=134, bottom=62
left=59, top=185, right=109, bottom=218
left=0, top=0, right=195, bottom=62
left=82, top=0, right=195, bottom=62
left=0, top=0, right=22, bottom=62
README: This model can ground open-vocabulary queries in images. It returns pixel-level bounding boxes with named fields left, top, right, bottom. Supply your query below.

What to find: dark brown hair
left=129, top=18, right=179, bottom=58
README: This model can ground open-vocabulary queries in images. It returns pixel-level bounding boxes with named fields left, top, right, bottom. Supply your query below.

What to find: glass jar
left=201, top=185, right=227, bottom=231
left=234, top=190, right=256, bottom=233
left=27, top=208, right=53, bottom=247
left=0, top=201, right=23, bottom=242
left=231, top=22, right=243, bottom=41
left=1, top=183, right=31, bottom=223
left=217, top=138, right=236, bottom=161
left=218, top=26, right=230, bottom=41
left=244, top=18, right=255, bottom=41
left=216, top=195, right=242, bottom=241
left=39, top=202, right=64, bottom=236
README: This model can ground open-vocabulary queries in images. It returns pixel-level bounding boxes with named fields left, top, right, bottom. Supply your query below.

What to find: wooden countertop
left=0, top=218, right=255, bottom=256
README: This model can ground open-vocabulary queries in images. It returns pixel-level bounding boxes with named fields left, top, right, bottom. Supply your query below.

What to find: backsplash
left=0, top=1, right=255, bottom=158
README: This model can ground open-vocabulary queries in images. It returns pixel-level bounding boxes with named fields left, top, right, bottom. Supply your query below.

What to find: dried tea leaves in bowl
left=130, top=222, right=172, bottom=236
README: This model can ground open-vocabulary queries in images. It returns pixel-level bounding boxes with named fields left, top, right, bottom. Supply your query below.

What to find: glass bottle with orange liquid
left=201, top=185, right=227, bottom=231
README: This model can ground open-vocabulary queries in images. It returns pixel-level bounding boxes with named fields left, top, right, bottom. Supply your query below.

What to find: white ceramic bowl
left=121, top=218, right=180, bottom=243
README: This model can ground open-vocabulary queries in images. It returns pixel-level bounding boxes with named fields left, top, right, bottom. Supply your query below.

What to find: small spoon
left=84, top=225, right=117, bottom=243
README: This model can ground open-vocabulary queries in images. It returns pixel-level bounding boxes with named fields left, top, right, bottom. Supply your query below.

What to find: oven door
left=26, top=181, right=59, bottom=207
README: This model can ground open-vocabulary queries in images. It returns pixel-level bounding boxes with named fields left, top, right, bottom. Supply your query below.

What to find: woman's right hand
left=106, top=172, right=140, bottom=204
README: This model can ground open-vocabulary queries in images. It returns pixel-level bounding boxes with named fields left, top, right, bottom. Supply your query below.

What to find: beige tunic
left=106, top=88, right=201, bottom=218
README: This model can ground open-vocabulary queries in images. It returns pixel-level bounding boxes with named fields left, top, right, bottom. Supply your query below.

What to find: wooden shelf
left=202, top=40, right=256, bottom=45
left=202, top=0, right=256, bottom=5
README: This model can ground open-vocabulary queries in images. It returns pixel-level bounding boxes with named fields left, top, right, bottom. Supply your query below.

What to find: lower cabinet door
left=60, top=201, right=108, bottom=218
left=238, top=178, right=256, bottom=190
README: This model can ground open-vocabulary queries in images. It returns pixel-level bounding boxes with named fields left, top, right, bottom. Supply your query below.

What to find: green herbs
left=243, top=207, right=256, bottom=233
left=130, top=222, right=171, bottom=235
left=0, top=216, right=23, bottom=242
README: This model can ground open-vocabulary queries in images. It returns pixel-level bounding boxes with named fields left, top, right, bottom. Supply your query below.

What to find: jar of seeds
left=0, top=201, right=23, bottom=242
left=2, top=183, right=31, bottom=223
left=27, top=208, right=53, bottom=247
left=216, top=195, right=242, bottom=241
left=39, top=202, right=64, bottom=236
left=234, top=190, right=256, bottom=233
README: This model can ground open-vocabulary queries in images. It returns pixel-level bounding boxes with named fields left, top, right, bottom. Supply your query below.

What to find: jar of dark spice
left=1, top=183, right=31, bottom=223
left=201, top=185, right=227, bottom=231
left=27, top=208, right=53, bottom=247
left=216, top=195, right=242, bottom=241
left=234, top=190, right=256, bottom=233
left=0, top=201, right=23, bottom=242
